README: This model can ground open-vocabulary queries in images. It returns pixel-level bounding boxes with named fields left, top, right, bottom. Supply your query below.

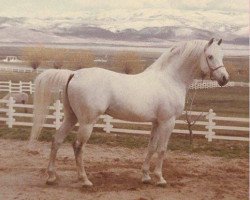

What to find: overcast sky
left=0, top=0, right=248, bottom=18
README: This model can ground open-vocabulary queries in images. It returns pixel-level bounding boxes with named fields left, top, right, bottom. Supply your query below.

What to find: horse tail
left=28, top=69, right=73, bottom=147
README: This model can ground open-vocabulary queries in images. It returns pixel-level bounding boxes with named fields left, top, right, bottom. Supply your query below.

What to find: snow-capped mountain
left=0, top=7, right=248, bottom=45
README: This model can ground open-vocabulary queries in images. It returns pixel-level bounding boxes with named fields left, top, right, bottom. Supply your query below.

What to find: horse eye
left=208, top=55, right=213, bottom=60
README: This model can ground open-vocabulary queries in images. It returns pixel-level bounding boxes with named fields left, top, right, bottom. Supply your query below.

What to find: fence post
left=29, top=81, right=33, bottom=94
left=103, top=115, right=113, bottom=133
left=6, top=97, right=15, bottom=128
left=205, top=109, right=216, bottom=142
left=8, top=80, right=12, bottom=93
left=53, top=100, right=62, bottom=130
left=19, top=81, right=23, bottom=93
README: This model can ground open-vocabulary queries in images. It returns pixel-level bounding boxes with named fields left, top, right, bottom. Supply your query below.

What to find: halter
left=204, top=51, right=224, bottom=80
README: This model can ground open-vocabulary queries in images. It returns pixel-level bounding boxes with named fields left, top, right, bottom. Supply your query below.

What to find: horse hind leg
left=46, top=114, right=77, bottom=185
left=73, top=123, right=94, bottom=187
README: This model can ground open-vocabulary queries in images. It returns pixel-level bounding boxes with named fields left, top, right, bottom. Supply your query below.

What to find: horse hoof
left=46, top=176, right=57, bottom=185
left=142, top=176, right=151, bottom=184
left=82, top=180, right=93, bottom=187
left=26, top=146, right=40, bottom=155
left=156, top=179, right=167, bottom=187
left=27, top=149, right=39, bottom=155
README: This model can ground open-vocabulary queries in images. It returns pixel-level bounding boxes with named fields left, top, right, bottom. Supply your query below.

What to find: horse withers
left=28, top=39, right=229, bottom=187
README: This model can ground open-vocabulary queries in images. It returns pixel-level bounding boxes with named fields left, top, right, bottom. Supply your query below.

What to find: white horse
left=2, top=92, right=29, bottom=113
left=28, top=39, right=229, bottom=187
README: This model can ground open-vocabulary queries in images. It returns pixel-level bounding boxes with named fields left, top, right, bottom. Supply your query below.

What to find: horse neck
left=148, top=42, right=204, bottom=89
left=147, top=56, right=198, bottom=82
left=169, top=56, right=200, bottom=89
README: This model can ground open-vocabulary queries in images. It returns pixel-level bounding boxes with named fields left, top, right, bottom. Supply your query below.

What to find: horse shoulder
left=156, top=84, right=186, bottom=121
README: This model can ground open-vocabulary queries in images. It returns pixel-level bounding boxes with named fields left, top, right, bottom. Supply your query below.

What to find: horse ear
left=208, top=38, right=214, bottom=46
left=170, top=46, right=180, bottom=55
left=205, top=38, right=214, bottom=50
left=218, top=38, right=222, bottom=45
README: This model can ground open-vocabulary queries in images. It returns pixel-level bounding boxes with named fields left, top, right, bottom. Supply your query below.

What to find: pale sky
left=0, top=0, right=248, bottom=18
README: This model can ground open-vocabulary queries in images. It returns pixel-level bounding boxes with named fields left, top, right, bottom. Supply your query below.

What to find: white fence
left=0, top=80, right=249, bottom=94
left=190, top=79, right=249, bottom=89
left=0, top=81, right=35, bottom=94
left=0, top=97, right=248, bottom=142
left=0, top=66, right=45, bottom=73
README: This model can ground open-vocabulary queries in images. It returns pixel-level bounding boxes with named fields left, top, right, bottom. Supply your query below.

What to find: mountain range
left=0, top=10, right=248, bottom=46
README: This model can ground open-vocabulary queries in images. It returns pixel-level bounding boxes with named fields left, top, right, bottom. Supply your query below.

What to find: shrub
left=67, top=50, right=95, bottom=70
left=47, top=48, right=68, bottom=69
left=112, top=51, right=144, bottom=74
left=22, top=46, right=46, bottom=69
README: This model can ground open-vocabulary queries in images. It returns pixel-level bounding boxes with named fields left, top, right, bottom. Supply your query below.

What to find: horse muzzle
left=218, top=75, right=229, bottom=86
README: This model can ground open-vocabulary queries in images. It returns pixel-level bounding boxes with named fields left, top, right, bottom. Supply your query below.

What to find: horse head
left=200, top=38, right=229, bottom=86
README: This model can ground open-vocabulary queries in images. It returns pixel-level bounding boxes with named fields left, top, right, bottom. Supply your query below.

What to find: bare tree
left=67, top=50, right=95, bottom=70
left=38, top=48, right=69, bottom=69
left=22, top=47, right=45, bottom=70
left=185, top=89, right=204, bottom=144
left=52, top=49, right=68, bottom=69
left=112, top=51, right=143, bottom=74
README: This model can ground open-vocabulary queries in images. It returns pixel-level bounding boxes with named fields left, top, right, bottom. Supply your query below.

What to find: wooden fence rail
left=0, top=66, right=45, bottom=73
left=0, top=97, right=248, bottom=142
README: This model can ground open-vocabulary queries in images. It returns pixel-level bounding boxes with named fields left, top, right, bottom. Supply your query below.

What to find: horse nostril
left=222, top=75, right=228, bottom=84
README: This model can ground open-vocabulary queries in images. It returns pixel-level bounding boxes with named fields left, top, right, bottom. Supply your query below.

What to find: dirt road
left=0, top=139, right=248, bottom=200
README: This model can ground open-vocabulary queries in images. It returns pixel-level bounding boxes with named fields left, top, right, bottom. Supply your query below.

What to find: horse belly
left=106, top=99, right=157, bottom=122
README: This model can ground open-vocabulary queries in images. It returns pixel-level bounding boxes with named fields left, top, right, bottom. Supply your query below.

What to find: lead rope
left=188, top=65, right=205, bottom=113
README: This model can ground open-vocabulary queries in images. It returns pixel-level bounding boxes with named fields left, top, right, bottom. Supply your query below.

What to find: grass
left=186, top=87, right=249, bottom=117
left=223, top=56, right=249, bottom=82
left=0, top=126, right=248, bottom=159
left=0, top=71, right=37, bottom=82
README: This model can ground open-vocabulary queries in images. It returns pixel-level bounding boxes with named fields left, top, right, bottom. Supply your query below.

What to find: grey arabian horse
left=28, top=39, right=229, bottom=187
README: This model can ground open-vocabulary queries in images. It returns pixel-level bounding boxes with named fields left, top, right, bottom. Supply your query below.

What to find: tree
left=51, top=49, right=68, bottom=69
left=22, top=46, right=45, bottom=70
left=185, top=89, right=204, bottom=144
left=112, top=51, right=143, bottom=74
left=67, top=50, right=95, bottom=70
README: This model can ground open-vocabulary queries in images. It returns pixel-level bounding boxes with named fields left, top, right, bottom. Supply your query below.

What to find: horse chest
left=157, top=89, right=185, bottom=120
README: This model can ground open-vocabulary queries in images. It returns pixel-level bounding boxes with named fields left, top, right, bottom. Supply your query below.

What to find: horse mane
left=146, top=40, right=207, bottom=71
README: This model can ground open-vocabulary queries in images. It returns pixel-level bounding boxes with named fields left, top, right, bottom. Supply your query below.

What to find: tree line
left=22, top=47, right=145, bottom=74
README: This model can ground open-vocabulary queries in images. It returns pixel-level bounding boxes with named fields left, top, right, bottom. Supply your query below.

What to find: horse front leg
left=154, top=117, right=175, bottom=186
left=142, top=123, right=159, bottom=183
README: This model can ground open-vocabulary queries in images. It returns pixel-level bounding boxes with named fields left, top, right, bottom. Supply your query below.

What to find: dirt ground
left=0, top=139, right=248, bottom=200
